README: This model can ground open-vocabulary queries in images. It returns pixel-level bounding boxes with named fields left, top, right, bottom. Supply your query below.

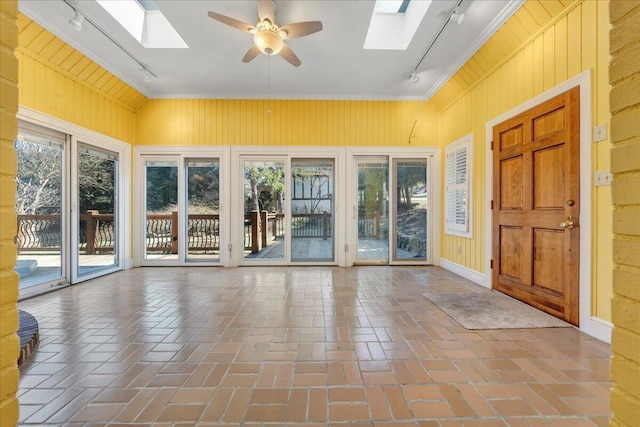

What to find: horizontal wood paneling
left=136, top=99, right=439, bottom=147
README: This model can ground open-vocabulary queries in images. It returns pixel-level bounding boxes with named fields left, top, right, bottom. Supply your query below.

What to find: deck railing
left=17, top=210, right=335, bottom=255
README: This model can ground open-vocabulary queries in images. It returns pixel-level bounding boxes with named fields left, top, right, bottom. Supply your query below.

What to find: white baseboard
left=439, top=258, right=487, bottom=287
left=582, top=317, right=612, bottom=344
left=439, top=258, right=611, bottom=343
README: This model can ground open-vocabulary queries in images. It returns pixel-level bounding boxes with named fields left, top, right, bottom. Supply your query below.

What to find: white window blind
left=445, top=134, right=472, bottom=237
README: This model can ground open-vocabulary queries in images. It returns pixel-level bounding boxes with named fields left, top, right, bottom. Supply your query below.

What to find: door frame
left=346, top=146, right=440, bottom=267
left=484, top=70, right=610, bottom=343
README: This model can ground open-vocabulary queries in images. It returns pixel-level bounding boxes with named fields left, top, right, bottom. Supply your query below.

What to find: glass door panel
left=145, top=160, right=179, bottom=260
left=15, top=131, right=65, bottom=291
left=243, top=160, right=286, bottom=260
left=186, top=159, right=220, bottom=262
left=77, top=144, right=118, bottom=276
left=393, top=159, right=428, bottom=261
left=356, top=160, right=389, bottom=262
left=291, top=159, right=334, bottom=262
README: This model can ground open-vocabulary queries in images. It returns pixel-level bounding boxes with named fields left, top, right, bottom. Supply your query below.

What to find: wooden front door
left=492, top=87, right=580, bottom=325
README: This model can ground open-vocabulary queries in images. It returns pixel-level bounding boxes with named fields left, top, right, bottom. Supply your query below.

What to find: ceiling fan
left=208, top=0, right=323, bottom=67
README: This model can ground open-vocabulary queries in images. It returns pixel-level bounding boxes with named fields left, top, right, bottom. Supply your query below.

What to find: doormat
left=422, top=291, right=572, bottom=330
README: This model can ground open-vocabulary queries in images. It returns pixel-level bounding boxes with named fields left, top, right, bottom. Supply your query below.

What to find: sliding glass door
left=291, top=159, right=334, bottom=262
left=242, top=159, right=286, bottom=261
left=353, top=155, right=431, bottom=265
left=141, top=155, right=222, bottom=264
left=238, top=154, right=337, bottom=265
left=392, top=159, right=429, bottom=261
left=15, top=130, right=66, bottom=293
left=76, top=144, right=119, bottom=277
left=186, top=159, right=220, bottom=262
left=356, top=159, right=389, bottom=263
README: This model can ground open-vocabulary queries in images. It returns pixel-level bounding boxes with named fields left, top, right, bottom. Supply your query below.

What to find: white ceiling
left=19, top=0, right=523, bottom=100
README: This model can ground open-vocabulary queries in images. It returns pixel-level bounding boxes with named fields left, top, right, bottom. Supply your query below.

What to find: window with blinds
left=445, top=134, right=472, bottom=237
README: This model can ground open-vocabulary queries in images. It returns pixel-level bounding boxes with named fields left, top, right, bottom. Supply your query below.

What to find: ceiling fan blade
left=280, top=44, right=301, bottom=67
left=279, top=21, right=323, bottom=39
left=258, top=0, right=276, bottom=23
left=208, top=11, right=255, bottom=33
left=242, top=45, right=261, bottom=63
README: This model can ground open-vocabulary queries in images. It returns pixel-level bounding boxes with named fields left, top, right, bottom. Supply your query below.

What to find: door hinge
left=490, top=259, right=494, bottom=269
left=491, top=200, right=494, bottom=210
left=344, top=244, right=349, bottom=252
left=491, top=140, right=494, bottom=150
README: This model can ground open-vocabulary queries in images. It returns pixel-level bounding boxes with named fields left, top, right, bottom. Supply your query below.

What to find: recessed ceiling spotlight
left=68, top=10, right=84, bottom=31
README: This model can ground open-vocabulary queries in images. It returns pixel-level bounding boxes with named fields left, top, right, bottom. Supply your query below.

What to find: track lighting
left=407, top=0, right=465, bottom=85
left=68, top=10, right=84, bottom=31
left=62, top=0, right=157, bottom=84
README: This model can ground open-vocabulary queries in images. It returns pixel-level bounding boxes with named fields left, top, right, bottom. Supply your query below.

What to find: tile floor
left=18, top=266, right=611, bottom=426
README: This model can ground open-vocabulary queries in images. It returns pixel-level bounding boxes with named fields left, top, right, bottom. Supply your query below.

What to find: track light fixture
left=62, top=0, right=157, bottom=84
left=407, top=0, right=465, bottom=85
left=68, top=10, right=84, bottom=31
left=141, top=68, right=155, bottom=83
left=450, top=11, right=465, bottom=24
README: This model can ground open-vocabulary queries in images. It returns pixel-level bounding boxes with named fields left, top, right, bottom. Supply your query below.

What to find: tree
left=396, top=164, right=425, bottom=208
left=15, top=140, right=62, bottom=215
left=78, top=152, right=116, bottom=214
left=188, top=165, right=220, bottom=212
left=146, top=166, right=178, bottom=213
left=244, top=163, right=285, bottom=213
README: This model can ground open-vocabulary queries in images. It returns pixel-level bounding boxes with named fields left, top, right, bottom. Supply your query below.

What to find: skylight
left=97, top=0, right=188, bottom=49
left=364, top=0, right=431, bottom=50
left=374, top=0, right=411, bottom=14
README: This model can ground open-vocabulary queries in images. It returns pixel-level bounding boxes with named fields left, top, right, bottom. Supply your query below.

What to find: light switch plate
left=594, top=171, right=612, bottom=186
left=593, top=124, right=607, bottom=142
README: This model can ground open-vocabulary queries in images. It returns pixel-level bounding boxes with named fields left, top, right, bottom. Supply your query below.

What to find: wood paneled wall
left=436, top=0, right=612, bottom=320
left=16, top=15, right=143, bottom=142
left=136, top=99, right=439, bottom=147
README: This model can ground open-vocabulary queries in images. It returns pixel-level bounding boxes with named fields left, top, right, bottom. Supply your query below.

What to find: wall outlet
left=456, top=246, right=462, bottom=255
left=594, top=171, right=612, bottom=186
left=593, top=124, right=607, bottom=142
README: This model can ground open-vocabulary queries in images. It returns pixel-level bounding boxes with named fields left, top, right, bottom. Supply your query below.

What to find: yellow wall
left=16, top=15, right=143, bottom=142
left=435, top=0, right=613, bottom=321
left=609, top=1, right=640, bottom=425
left=0, top=0, right=20, bottom=425
left=136, top=99, right=439, bottom=147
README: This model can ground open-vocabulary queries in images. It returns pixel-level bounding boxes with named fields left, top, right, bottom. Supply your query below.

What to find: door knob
left=560, top=215, right=575, bottom=229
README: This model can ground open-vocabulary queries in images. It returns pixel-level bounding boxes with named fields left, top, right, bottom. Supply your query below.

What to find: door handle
left=560, top=215, right=575, bottom=229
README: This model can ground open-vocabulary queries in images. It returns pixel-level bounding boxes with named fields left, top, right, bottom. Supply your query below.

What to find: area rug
left=423, top=291, right=572, bottom=329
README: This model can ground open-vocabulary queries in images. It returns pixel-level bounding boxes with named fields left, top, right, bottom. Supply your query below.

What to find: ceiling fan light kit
left=208, top=0, right=322, bottom=67
left=254, top=25, right=285, bottom=55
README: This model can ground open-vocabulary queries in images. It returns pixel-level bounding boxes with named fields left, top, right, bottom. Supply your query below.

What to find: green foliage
left=146, top=166, right=178, bottom=213
left=244, top=163, right=285, bottom=213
